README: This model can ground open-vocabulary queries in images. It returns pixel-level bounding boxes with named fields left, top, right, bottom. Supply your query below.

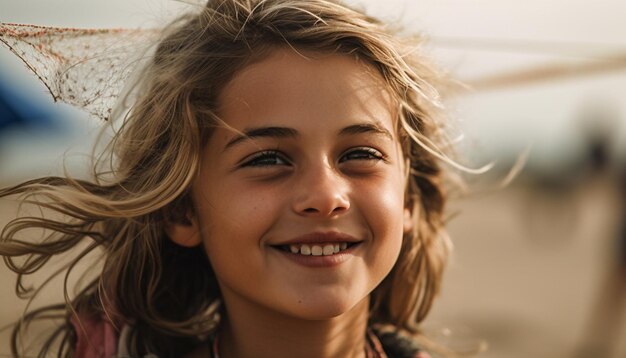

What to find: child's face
left=179, top=48, right=411, bottom=320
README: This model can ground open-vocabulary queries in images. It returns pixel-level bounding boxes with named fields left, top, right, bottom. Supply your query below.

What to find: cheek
left=201, top=177, right=282, bottom=221
left=360, top=176, right=406, bottom=248
left=355, top=183, right=405, bottom=294
left=365, top=170, right=406, bottom=218
left=193, top=179, right=285, bottom=255
left=224, top=189, right=286, bottom=242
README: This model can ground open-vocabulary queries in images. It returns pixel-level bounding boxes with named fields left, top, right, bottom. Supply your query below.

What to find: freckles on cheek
left=217, top=183, right=280, bottom=221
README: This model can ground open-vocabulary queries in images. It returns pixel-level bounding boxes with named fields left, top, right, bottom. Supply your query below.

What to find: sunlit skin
left=170, top=48, right=413, bottom=358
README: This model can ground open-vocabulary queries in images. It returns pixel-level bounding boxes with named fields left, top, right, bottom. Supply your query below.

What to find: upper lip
left=273, top=231, right=362, bottom=246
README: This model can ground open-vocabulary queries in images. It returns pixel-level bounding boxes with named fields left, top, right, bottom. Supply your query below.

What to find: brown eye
left=339, top=147, right=385, bottom=163
left=241, top=151, right=291, bottom=167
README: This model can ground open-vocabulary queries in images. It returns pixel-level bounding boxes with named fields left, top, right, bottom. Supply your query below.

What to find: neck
left=218, top=294, right=370, bottom=358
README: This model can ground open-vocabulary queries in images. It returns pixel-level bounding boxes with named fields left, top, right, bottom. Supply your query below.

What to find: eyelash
left=240, top=147, right=386, bottom=167
left=339, top=147, right=386, bottom=163
left=241, top=150, right=290, bottom=167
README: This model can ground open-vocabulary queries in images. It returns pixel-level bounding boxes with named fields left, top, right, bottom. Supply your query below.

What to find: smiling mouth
left=274, top=242, right=359, bottom=256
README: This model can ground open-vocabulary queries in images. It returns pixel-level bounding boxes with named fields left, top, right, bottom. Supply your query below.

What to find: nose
left=292, top=162, right=350, bottom=217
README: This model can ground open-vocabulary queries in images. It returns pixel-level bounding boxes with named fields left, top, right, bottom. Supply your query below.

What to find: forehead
left=216, top=47, right=396, bottom=134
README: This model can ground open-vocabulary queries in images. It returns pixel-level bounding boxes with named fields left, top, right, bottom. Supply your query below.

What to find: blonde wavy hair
left=1, top=0, right=452, bottom=356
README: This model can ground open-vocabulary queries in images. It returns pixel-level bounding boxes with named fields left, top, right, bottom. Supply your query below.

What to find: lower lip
left=272, top=244, right=360, bottom=268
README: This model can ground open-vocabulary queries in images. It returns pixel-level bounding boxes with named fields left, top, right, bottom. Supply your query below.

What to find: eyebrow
left=223, top=126, right=299, bottom=152
left=222, top=122, right=393, bottom=152
left=339, top=123, right=393, bottom=141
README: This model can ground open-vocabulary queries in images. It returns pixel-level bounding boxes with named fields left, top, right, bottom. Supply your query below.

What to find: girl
left=1, top=0, right=455, bottom=356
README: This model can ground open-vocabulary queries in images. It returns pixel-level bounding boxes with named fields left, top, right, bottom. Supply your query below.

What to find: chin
left=292, top=306, right=350, bottom=321
left=280, top=293, right=368, bottom=321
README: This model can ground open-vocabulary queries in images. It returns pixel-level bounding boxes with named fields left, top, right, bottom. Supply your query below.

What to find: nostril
left=293, top=190, right=350, bottom=216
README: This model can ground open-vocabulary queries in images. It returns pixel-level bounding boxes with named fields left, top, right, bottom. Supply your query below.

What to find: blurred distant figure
left=576, top=107, right=626, bottom=358
left=577, top=168, right=626, bottom=358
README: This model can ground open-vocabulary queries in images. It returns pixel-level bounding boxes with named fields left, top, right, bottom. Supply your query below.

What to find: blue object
left=0, top=74, right=57, bottom=133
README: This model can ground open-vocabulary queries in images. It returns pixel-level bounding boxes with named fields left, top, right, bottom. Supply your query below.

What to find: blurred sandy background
left=2, top=0, right=626, bottom=357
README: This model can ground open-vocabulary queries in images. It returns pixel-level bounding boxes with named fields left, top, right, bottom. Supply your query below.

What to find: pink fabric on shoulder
left=71, top=312, right=118, bottom=358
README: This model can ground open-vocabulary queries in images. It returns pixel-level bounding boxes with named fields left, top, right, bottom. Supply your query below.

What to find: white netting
left=0, top=23, right=159, bottom=121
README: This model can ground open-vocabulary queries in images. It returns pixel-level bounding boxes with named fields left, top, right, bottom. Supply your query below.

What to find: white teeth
left=286, top=242, right=353, bottom=256
left=311, top=245, right=323, bottom=256
left=323, top=244, right=335, bottom=255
